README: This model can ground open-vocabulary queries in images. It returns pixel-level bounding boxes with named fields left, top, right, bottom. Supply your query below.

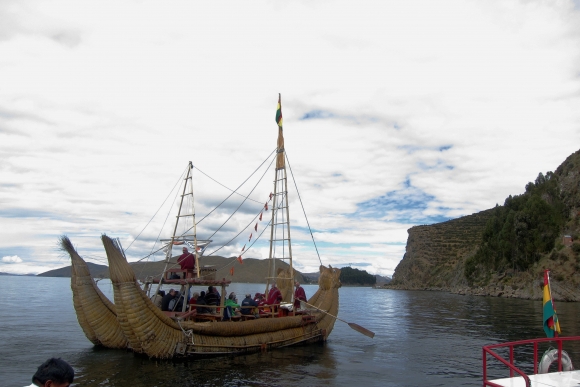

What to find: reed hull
left=101, top=234, right=341, bottom=359
left=61, top=236, right=128, bottom=349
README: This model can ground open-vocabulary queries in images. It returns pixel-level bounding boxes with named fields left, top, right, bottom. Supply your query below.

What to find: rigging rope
left=187, top=148, right=277, bottom=230
left=125, top=165, right=189, bottom=252
left=194, top=166, right=268, bottom=205
left=285, top=151, right=324, bottom=266
left=202, top=153, right=276, bottom=249
left=136, top=169, right=186, bottom=280
left=206, top=217, right=273, bottom=274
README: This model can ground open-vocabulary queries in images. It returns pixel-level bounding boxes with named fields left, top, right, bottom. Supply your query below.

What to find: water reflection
left=71, top=342, right=337, bottom=386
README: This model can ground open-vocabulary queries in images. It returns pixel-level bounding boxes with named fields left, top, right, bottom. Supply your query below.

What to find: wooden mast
left=154, top=162, right=196, bottom=309
left=266, top=94, right=294, bottom=302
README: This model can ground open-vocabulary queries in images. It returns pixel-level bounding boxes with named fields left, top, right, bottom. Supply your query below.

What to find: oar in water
left=302, top=301, right=375, bottom=338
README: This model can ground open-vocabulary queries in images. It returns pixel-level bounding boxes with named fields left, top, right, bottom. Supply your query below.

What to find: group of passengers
left=152, top=281, right=308, bottom=319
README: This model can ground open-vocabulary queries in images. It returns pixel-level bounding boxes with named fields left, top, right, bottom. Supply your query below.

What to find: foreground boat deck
left=489, top=370, right=580, bottom=387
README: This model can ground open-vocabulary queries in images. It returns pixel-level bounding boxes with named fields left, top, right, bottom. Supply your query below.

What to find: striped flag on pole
left=543, top=270, right=561, bottom=337
left=275, top=94, right=283, bottom=128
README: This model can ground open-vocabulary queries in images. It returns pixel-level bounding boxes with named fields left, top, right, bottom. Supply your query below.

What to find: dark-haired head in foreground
left=32, top=358, right=74, bottom=387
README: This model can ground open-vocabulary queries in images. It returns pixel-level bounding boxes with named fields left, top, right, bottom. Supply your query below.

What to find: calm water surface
left=2, top=276, right=580, bottom=387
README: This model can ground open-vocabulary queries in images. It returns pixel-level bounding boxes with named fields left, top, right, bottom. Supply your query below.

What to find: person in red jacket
left=293, top=281, right=307, bottom=310
left=267, top=282, right=282, bottom=305
left=177, top=247, right=195, bottom=271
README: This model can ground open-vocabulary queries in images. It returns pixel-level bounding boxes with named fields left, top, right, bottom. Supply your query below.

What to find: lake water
left=2, top=276, right=580, bottom=387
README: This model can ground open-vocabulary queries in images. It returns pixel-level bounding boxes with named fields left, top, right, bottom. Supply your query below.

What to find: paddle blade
left=348, top=322, right=375, bottom=338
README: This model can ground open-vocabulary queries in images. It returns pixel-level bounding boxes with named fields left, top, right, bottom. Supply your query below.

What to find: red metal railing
left=482, top=336, right=580, bottom=387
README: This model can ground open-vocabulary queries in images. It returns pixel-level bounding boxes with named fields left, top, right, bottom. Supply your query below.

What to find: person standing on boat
left=27, top=357, right=74, bottom=387
left=293, top=281, right=307, bottom=310
left=267, top=282, right=283, bottom=305
left=177, top=246, right=195, bottom=277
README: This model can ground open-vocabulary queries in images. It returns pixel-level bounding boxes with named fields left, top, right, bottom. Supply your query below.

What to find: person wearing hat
left=241, top=293, right=259, bottom=317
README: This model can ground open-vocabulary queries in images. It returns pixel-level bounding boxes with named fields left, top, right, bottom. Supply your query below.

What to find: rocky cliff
left=389, top=210, right=493, bottom=290
left=387, top=149, right=580, bottom=301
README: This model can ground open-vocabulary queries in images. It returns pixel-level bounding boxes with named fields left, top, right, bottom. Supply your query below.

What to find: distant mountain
left=375, top=274, right=391, bottom=284
left=301, top=272, right=320, bottom=284
left=37, top=256, right=306, bottom=284
left=0, top=272, right=36, bottom=276
left=37, top=262, right=109, bottom=278
left=302, top=271, right=391, bottom=285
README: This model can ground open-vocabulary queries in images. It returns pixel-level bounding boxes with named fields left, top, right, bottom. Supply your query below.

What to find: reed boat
left=64, top=95, right=355, bottom=359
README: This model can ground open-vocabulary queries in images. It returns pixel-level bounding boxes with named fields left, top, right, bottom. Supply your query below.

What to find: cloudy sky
left=1, top=0, right=580, bottom=277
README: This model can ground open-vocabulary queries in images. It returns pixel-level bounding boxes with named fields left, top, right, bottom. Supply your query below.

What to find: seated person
left=188, top=292, right=199, bottom=309
left=151, top=290, right=165, bottom=309
left=205, top=286, right=220, bottom=313
left=161, top=289, right=177, bottom=311
left=241, top=293, right=259, bottom=317
left=166, top=290, right=184, bottom=312
left=195, top=291, right=210, bottom=314
left=223, top=292, right=241, bottom=320
left=255, top=293, right=269, bottom=315
left=267, top=283, right=283, bottom=305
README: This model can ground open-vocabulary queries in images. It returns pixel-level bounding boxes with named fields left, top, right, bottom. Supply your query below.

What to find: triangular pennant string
left=242, top=244, right=246, bottom=252
left=237, top=255, right=243, bottom=264
left=230, top=267, right=234, bottom=276
left=259, top=212, right=262, bottom=221
left=249, top=233, right=252, bottom=242
left=254, top=222, right=258, bottom=231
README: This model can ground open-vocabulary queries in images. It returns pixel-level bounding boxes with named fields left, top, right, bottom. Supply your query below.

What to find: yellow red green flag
left=543, top=270, right=561, bottom=338
left=275, top=94, right=283, bottom=128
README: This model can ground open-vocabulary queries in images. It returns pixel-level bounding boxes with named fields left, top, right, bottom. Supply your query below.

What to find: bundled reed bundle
left=102, top=234, right=185, bottom=358
left=61, top=236, right=128, bottom=349
left=305, top=265, right=341, bottom=334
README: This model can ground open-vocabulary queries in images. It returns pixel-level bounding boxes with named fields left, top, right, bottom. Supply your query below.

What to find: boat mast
left=265, top=94, right=294, bottom=302
left=154, top=162, right=197, bottom=299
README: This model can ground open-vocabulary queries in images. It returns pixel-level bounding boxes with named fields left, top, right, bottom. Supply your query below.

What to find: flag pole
left=546, top=269, right=558, bottom=338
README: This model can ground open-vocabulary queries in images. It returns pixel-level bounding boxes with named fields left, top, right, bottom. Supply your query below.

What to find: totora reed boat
left=61, top=95, right=353, bottom=359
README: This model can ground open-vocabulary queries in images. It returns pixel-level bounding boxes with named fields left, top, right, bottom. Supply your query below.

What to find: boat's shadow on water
left=73, top=342, right=337, bottom=387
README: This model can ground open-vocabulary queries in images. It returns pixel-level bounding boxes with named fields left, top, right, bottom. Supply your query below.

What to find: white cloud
left=2, top=255, right=23, bottom=263
left=1, top=0, right=580, bottom=276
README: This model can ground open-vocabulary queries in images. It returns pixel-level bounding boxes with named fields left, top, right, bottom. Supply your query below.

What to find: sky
left=1, top=0, right=580, bottom=277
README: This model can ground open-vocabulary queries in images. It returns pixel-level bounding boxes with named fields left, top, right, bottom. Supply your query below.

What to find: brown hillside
left=389, top=209, right=493, bottom=289
left=387, top=149, right=580, bottom=301
left=39, top=255, right=305, bottom=284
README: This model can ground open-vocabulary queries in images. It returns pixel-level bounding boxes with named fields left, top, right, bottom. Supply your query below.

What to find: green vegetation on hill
left=340, top=267, right=376, bottom=285
left=465, top=171, right=566, bottom=281
left=389, top=149, right=580, bottom=300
